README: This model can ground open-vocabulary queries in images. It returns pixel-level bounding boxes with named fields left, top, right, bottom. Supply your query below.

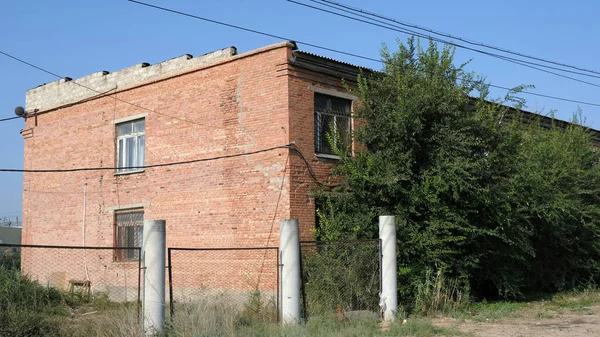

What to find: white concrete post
left=379, top=215, right=397, bottom=322
left=142, top=220, right=166, bottom=336
left=280, top=219, right=301, bottom=325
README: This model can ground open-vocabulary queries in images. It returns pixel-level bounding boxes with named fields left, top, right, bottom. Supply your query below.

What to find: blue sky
left=1, top=0, right=599, bottom=218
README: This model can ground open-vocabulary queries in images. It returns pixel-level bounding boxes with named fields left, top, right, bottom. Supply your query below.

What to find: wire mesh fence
left=300, top=239, right=381, bottom=320
left=0, top=244, right=141, bottom=305
left=168, top=247, right=279, bottom=323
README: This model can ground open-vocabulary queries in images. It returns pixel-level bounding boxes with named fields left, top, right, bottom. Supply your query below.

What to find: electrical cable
left=313, top=0, right=600, bottom=77
left=306, top=0, right=600, bottom=80
left=295, top=53, right=600, bottom=108
left=127, top=0, right=600, bottom=108
left=127, top=0, right=380, bottom=63
left=289, top=0, right=600, bottom=87
left=0, top=1, right=595, bottom=121
left=0, top=51, right=210, bottom=127
left=0, top=116, right=21, bottom=122
left=0, top=144, right=292, bottom=173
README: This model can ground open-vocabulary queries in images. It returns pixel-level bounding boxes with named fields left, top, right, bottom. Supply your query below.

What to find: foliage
left=300, top=241, right=380, bottom=318
left=415, top=269, right=469, bottom=314
left=0, top=255, right=65, bottom=337
left=237, top=290, right=278, bottom=325
left=0, top=217, right=16, bottom=227
left=314, top=37, right=600, bottom=306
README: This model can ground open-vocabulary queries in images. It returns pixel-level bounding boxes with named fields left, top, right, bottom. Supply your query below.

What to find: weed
left=414, top=269, right=470, bottom=315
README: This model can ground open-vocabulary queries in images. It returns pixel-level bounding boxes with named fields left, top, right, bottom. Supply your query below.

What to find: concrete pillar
left=142, top=220, right=166, bottom=335
left=379, top=215, right=397, bottom=322
left=280, top=219, right=301, bottom=324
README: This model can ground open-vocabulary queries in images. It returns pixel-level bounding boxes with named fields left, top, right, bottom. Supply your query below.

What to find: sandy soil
left=433, top=305, right=600, bottom=337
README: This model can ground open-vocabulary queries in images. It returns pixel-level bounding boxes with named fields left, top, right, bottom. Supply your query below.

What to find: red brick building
left=19, top=41, right=360, bottom=298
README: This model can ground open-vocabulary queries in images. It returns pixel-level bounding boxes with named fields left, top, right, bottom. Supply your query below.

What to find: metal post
left=379, top=215, right=397, bottom=322
left=168, top=248, right=174, bottom=322
left=142, top=220, right=166, bottom=335
left=276, top=248, right=280, bottom=323
left=137, top=247, right=142, bottom=321
left=280, top=219, right=301, bottom=325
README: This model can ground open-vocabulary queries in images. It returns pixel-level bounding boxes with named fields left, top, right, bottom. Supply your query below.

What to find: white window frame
left=116, top=118, right=145, bottom=174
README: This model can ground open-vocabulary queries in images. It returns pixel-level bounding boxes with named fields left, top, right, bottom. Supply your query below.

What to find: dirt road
left=434, top=305, right=600, bottom=336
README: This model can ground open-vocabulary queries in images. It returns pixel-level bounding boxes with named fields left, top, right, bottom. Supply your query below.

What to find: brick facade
left=19, top=41, right=359, bottom=296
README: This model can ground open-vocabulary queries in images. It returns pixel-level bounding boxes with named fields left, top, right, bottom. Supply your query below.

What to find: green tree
left=315, top=38, right=600, bottom=305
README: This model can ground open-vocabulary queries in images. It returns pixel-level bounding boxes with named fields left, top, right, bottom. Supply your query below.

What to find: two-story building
left=19, top=41, right=360, bottom=298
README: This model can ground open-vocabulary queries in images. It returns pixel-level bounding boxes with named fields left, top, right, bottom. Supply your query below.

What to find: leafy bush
left=314, top=37, right=600, bottom=307
left=301, top=241, right=380, bottom=317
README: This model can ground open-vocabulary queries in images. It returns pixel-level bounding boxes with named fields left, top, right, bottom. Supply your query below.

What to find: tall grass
left=414, top=269, right=470, bottom=315
left=0, top=252, right=66, bottom=337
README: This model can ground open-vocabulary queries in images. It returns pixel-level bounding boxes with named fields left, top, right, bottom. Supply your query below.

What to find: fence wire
left=300, top=239, right=381, bottom=320
left=0, top=244, right=141, bottom=306
left=168, top=247, right=279, bottom=323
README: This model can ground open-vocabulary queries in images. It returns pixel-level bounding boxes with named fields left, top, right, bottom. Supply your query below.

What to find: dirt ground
left=433, top=305, right=600, bottom=337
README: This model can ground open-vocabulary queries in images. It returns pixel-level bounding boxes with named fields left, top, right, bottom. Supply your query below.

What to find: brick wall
left=21, top=42, right=294, bottom=293
left=20, top=42, right=356, bottom=294
left=287, top=62, right=358, bottom=242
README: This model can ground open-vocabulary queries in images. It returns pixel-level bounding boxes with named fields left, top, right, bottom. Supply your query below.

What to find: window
left=116, top=119, right=145, bottom=173
left=115, top=209, right=143, bottom=260
left=314, top=93, right=352, bottom=156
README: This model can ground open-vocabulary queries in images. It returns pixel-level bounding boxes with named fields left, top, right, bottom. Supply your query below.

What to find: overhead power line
left=314, top=0, right=600, bottom=77
left=0, top=144, right=292, bottom=173
left=0, top=51, right=210, bottom=127
left=127, top=0, right=379, bottom=63
left=305, top=0, right=600, bottom=81
left=0, top=0, right=597, bottom=132
left=297, top=54, right=600, bottom=108
left=0, top=141, right=328, bottom=187
left=289, top=0, right=600, bottom=88
left=0, top=116, right=21, bottom=122
left=486, top=84, right=600, bottom=107
left=127, top=0, right=600, bottom=108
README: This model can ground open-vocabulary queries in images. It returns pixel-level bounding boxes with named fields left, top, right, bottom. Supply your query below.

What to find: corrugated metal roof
left=293, top=50, right=375, bottom=71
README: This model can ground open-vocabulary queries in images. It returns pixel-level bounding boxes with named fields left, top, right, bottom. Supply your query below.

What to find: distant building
left=0, top=226, right=22, bottom=254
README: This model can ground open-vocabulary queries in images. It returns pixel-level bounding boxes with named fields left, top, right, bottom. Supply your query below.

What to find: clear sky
left=1, top=0, right=599, bottom=218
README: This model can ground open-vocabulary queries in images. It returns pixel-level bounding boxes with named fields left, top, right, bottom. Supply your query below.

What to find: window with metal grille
left=116, top=119, right=145, bottom=173
left=314, top=93, right=352, bottom=156
left=115, top=210, right=143, bottom=261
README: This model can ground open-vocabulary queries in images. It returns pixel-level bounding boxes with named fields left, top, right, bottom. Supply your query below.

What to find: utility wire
left=127, top=0, right=380, bottom=63
left=0, top=0, right=596, bottom=133
left=296, top=52, right=600, bottom=108
left=314, top=0, right=600, bottom=77
left=0, top=116, right=21, bottom=122
left=487, top=84, right=600, bottom=107
left=307, top=0, right=600, bottom=80
left=0, top=50, right=64, bottom=78
left=0, top=144, right=292, bottom=173
left=0, top=51, right=210, bottom=127
left=128, top=0, right=600, bottom=108
left=290, top=0, right=600, bottom=88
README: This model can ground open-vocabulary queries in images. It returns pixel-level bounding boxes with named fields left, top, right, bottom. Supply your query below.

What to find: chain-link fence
left=0, top=243, right=141, bottom=305
left=168, top=247, right=279, bottom=323
left=300, top=239, right=381, bottom=320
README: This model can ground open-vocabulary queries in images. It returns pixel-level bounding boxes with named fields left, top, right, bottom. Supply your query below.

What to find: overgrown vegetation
left=0, top=252, right=65, bottom=337
left=314, top=37, right=600, bottom=310
left=300, top=241, right=380, bottom=318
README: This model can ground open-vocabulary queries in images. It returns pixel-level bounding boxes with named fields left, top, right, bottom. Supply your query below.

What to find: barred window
left=116, top=118, right=145, bottom=173
left=314, top=93, right=352, bottom=156
left=115, top=209, right=143, bottom=261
